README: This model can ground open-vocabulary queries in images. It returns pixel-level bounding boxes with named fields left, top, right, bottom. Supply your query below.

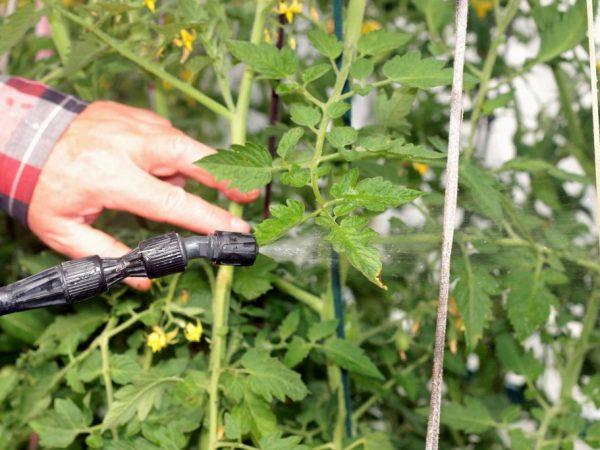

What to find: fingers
left=56, top=221, right=152, bottom=291
left=139, top=132, right=260, bottom=204
left=107, top=169, right=251, bottom=234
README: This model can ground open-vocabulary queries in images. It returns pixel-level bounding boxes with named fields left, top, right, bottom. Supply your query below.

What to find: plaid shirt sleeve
left=0, top=76, right=88, bottom=225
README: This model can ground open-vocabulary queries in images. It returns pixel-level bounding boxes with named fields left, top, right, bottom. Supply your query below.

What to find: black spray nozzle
left=0, top=231, right=258, bottom=316
left=183, top=231, right=258, bottom=266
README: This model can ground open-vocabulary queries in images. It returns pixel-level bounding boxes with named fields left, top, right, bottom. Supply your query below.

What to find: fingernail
left=231, top=217, right=250, bottom=232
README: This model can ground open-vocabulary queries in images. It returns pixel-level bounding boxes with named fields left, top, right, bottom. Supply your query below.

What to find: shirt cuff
left=0, top=76, right=88, bottom=225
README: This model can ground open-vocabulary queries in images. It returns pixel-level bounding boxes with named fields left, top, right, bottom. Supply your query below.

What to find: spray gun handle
left=0, top=231, right=258, bottom=316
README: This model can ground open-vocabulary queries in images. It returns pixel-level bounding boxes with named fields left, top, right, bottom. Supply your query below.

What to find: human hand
left=28, top=101, right=257, bottom=290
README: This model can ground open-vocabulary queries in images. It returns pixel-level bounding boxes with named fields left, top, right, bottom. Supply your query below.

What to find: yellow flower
left=412, top=162, right=428, bottom=176
left=470, top=0, right=493, bottom=19
left=264, top=29, right=272, bottom=44
left=361, top=20, right=381, bottom=35
left=173, top=29, right=197, bottom=64
left=309, top=5, right=319, bottom=21
left=288, top=36, right=297, bottom=50
left=144, top=0, right=155, bottom=13
left=146, top=326, right=178, bottom=353
left=278, top=0, right=303, bottom=24
left=184, top=322, right=203, bottom=342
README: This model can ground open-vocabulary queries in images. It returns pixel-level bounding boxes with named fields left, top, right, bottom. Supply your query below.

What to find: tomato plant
left=1, top=0, right=600, bottom=449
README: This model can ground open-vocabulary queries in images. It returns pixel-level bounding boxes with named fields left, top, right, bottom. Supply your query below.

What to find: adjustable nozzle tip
left=210, top=231, right=258, bottom=266
left=182, top=232, right=258, bottom=266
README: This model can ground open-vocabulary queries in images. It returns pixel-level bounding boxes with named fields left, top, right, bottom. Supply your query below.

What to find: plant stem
left=273, top=278, right=323, bottom=313
left=205, top=3, right=269, bottom=449
left=464, top=0, right=520, bottom=159
left=100, top=318, right=117, bottom=440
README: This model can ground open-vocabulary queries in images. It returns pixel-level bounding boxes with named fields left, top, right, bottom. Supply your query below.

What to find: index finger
left=137, top=130, right=260, bottom=204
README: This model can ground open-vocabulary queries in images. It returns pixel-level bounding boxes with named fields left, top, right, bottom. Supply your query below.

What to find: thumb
left=55, top=222, right=152, bottom=291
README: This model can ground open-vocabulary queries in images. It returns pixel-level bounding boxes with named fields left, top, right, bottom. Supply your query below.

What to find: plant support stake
left=425, top=1, right=469, bottom=449
left=586, top=0, right=600, bottom=251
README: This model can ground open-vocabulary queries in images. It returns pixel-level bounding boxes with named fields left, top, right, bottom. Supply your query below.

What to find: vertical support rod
left=586, top=0, right=600, bottom=251
left=332, top=0, right=353, bottom=438
left=424, top=1, right=469, bottom=449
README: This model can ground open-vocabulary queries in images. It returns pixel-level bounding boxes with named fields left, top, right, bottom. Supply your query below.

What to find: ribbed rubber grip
left=62, top=256, right=106, bottom=303
left=139, top=232, right=187, bottom=278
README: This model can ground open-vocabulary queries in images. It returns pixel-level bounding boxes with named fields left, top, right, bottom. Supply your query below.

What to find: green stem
left=204, top=3, right=269, bottom=449
left=552, top=63, right=593, bottom=178
left=152, top=82, right=171, bottom=119
left=100, top=318, right=117, bottom=440
left=273, top=278, right=323, bottom=313
left=465, top=0, right=520, bottom=159
left=56, top=6, right=233, bottom=120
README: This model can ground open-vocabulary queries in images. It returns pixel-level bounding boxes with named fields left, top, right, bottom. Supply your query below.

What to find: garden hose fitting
left=0, top=231, right=258, bottom=316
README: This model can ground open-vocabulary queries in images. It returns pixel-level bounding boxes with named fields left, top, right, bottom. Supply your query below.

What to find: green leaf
left=103, top=376, right=181, bottom=429
left=241, top=349, right=308, bottom=402
left=441, top=397, right=496, bottom=433
left=63, top=38, right=101, bottom=76
left=280, top=165, right=311, bottom=187
left=388, top=141, right=446, bottom=160
left=141, top=424, right=187, bottom=449
left=284, top=337, right=312, bottom=368
left=36, top=306, right=108, bottom=356
left=383, top=52, right=453, bottom=88
left=110, top=353, right=143, bottom=385
left=460, top=161, right=504, bottom=224
left=500, top=157, right=588, bottom=183
left=79, top=349, right=102, bottom=383
left=353, top=177, right=421, bottom=212
left=31, top=398, right=91, bottom=448
left=330, top=170, right=421, bottom=215
left=255, top=200, right=305, bottom=245
left=277, top=127, right=304, bottom=159
left=321, top=337, right=384, bottom=379
left=506, top=270, right=553, bottom=340
left=413, top=0, right=454, bottom=33
left=0, top=5, right=41, bottom=55
left=278, top=310, right=301, bottom=342
left=233, top=256, right=277, bottom=300
left=533, top=0, right=586, bottom=64
left=224, top=409, right=243, bottom=440
left=236, top=392, right=277, bottom=439
left=326, top=101, right=350, bottom=119
left=307, top=28, right=343, bottom=59
left=375, top=89, right=416, bottom=129
left=290, top=104, right=321, bottom=128
left=362, top=432, right=395, bottom=450
left=495, top=334, right=543, bottom=382
left=320, top=216, right=384, bottom=288
left=326, top=127, right=358, bottom=148
left=454, top=259, right=496, bottom=349
left=196, top=142, right=273, bottom=192
left=228, top=41, right=298, bottom=78
left=176, top=0, right=209, bottom=23
left=0, top=368, right=18, bottom=404
left=302, top=63, right=332, bottom=84
left=259, top=434, right=307, bottom=450
left=0, top=309, right=52, bottom=344
left=358, top=30, right=411, bottom=56
left=350, top=58, right=374, bottom=80
left=308, top=320, right=338, bottom=342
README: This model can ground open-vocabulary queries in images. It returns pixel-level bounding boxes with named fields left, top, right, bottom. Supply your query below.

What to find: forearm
left=0, top=76, right=87, bottom=224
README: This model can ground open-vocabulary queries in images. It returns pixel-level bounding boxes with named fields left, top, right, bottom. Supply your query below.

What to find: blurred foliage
left=0, top=0, right=599, bottom=449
